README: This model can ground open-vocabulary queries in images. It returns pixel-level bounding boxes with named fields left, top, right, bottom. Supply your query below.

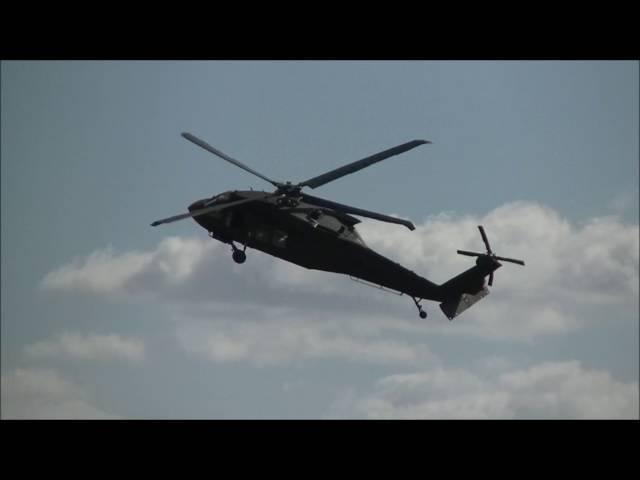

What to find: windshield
left=209, top=192, right=232, bottom=204
left=341, top=226, right=366, bottom=247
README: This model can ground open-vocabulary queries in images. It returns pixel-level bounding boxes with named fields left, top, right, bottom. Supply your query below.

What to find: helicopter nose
left=188, top=199, right=206, bottom=211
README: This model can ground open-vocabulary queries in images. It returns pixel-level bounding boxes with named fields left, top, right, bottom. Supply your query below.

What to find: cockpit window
left=210, top=192, right=231, bottom=203
left=342, top=226, right=366, bottom=246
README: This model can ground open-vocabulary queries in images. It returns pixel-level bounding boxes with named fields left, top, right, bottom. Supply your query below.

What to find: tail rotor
left=457, top=226, right=525, bottom=286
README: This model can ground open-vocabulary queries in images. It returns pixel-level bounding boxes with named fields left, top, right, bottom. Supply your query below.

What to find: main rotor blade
left=298, top=139, right=430, bottom=190
left=182, top=132, right=282, bottom=188
left=150, top=212, right=194, bottom=227
left=478, top=226, right=492, bottom=254
left=302, top=194, right=415, bottom=230
left=494, top=255, right=525, bottom=266
left=150, top=196, right=263, bottom=227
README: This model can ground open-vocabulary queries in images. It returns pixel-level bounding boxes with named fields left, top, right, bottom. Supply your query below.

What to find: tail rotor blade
left=457, top=250, right=483, bottom=257
left=494, top=256, right=525, bottom=266
left=457, top=226, right=525, bottom=288
left=478, top=225, right=492, bottom=254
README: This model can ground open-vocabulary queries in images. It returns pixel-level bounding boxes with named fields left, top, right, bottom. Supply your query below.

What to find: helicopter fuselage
left=188, top=190, right=452, bottom=302
left=152, top=133, right=522, bottom=320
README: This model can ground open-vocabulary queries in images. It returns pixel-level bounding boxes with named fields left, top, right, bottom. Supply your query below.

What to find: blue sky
left=2, top=61, right=638, bottom=418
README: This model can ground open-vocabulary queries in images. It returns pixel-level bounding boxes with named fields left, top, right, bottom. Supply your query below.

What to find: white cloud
left=24, top=332, right=145, bottom=362
left=34, top=201, right=638, bottom=418
left=361, top=201, right=638, bottom=305
left=359, top=201, right=639, bottom=339
left=41, top=201, right=638, bottom=341
left=329, top=361, right=639, bottom=419
left=41, top=236, right=213, bottom=294
left=1, top=368, right=119, bottom=419
left=176, top=311, right=437, bottom=367
left=41, top=248, right=154, bottom=293
left=477, top=355, right=513, bottom=372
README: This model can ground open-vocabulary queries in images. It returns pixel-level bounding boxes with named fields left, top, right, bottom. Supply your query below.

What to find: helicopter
left=151, top=132, right=525, bottom=320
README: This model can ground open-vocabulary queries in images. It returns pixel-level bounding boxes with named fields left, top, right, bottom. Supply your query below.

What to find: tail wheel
left=412, top=297, right=427, bottom=319
left=232, top=250, right=246, bottom=264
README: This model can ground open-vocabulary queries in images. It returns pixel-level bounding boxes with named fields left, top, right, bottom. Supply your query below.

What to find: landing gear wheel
left=412, top=297, right=427, bottom=319
left=232, top=250, right=246, bottom=264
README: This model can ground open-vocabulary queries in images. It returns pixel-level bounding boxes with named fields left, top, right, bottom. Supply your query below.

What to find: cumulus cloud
left=328, top=361, right=639, bottom=419
left=41, top=248, right=154, bottom=293
left=24, top=332, right=145, bottom=362
left=34, top=201, right=638, bottom=418
left=41, top=237, right=210, bottom=294
left=361, top=202, right=638, bottom=306
left=1, top=368, right=119, bottom=419
left=175, top=311, right=437, bottom=367
left=41, top=201, right=638, bottom=341
left=476, top=355, right=513, bottom=372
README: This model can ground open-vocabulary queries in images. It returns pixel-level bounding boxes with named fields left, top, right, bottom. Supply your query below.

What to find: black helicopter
left=151, top=133, right=525, bottom=320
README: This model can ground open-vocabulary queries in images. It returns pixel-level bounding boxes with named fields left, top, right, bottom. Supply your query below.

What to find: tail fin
left=437, top=263, right=493, bottom=320
left=440, top=286, right=490, bottom=320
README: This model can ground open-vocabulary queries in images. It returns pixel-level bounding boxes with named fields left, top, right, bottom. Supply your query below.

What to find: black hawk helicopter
left=151, top=133, right=525, bottom=320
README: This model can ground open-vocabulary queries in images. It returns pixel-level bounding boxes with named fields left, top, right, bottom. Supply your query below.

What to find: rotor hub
left=275, top=182, right=302, bottom=197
